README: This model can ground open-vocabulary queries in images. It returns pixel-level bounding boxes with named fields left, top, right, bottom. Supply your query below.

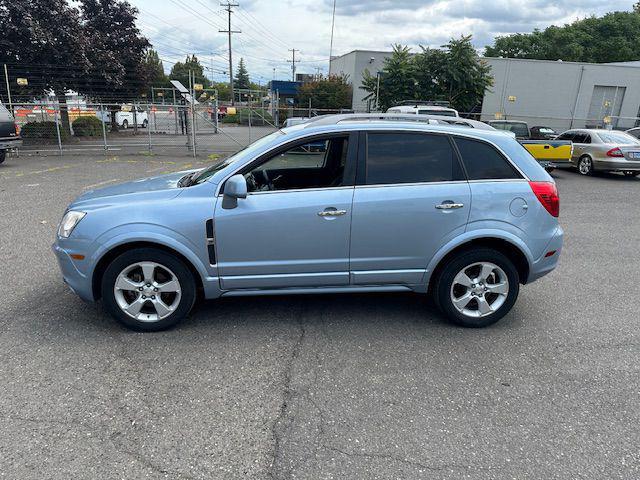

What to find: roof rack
left=304, top=113, right=494, bottom=130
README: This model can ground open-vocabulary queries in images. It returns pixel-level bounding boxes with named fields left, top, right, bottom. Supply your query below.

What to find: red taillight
left=529, top=181, right=559, bottom=217
left=606, top=147, right=624, bottom=157
left=14, top=123, right=20, bottom=135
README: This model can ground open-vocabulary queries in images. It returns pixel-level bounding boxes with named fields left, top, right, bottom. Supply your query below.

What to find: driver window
left=244, top=136, right=349, bottom=192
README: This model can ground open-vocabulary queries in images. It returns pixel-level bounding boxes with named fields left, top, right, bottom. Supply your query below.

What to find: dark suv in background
left=0, top=102, right=21, bottom=164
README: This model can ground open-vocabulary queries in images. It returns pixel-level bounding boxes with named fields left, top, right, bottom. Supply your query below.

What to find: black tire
left=433, top=248, right=520, bottom=328
left=142, top=119, right=148, bottom=128
left=577, top=155, right=594, bottom=176
left=122, top=119, right=129, bottom=129
left=0, top=150, right=5, bottom=164
left=101, top=248, right=196, bottom=331
left=623, top=171, right=640, bottom=177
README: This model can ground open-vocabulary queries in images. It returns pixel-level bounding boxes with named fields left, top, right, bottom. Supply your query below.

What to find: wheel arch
left=426, top=237, right=531, bottom=295
left=92, top=241, right=204, bottom=300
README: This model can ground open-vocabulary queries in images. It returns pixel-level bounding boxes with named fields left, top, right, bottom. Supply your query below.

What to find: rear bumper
left=52, top=243, right=95, bottom=302
left=594, top=159, right=640, bottom=171
left=527, top=225, right=564, bottom=283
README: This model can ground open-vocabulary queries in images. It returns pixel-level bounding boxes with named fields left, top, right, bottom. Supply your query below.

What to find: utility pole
left=288, top=49, right=298, bottom=82
left=220, top=2, right=240, bottom=105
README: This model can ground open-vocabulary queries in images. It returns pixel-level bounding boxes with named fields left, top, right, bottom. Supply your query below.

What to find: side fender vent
left=205, top=219, right=216, bottom=265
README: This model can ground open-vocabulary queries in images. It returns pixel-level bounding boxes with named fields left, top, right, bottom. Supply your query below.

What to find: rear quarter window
left=366, top=132, right=464, bottom=184
left=453, top=137, right=523, bottom=180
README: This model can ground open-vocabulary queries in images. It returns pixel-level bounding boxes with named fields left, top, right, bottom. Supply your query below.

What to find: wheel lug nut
left=151, top=295, right=156, bottom=300
left=138, top=287, right=143, bottom=291
left=142, top=295, right=146, bottom=299
left=153, top=287, right=158, bottom=292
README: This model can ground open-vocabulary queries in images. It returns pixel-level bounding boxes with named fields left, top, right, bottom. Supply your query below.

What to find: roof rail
left=304, top=113, right=495, bottom=131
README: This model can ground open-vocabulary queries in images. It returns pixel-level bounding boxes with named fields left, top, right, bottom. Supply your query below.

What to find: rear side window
left=365, top=133, right=464, bottom=185
left=453, top=137, right=522, bottom=180
left=557, top=132, right=574, bottom=141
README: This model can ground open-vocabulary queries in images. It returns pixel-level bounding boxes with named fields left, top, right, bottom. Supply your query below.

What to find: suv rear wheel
left=434, top=248, right=520, bottom=328
left=101, top=248, right=196, bottom=331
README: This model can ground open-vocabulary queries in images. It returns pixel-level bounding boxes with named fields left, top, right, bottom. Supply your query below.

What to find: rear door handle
left=435, top=202, right=464, bottom=210
left=318, top=209, right=347, bottom=217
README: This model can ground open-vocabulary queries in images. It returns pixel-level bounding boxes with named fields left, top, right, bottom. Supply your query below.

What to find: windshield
left=193, top=130, right=285, bottom=184
left=538, top=128, right=556, bottom=134
left=596, top=131, right=640, bottom=144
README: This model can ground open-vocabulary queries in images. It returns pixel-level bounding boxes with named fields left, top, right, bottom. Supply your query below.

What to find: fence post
left=100, top=104, right=108, bottom=152
left=308, top=98, right=311, bottom=118
left=248, top=107, right=252, bottom=144
left=3, top=64, right=12, bottom=113
left=214, top=97, right=219, bottom=133
left=147, top=103, right=152, bottom=153
left=173, top=89, right=178, bottom=134
left=54, top=106, right=63, bottom=156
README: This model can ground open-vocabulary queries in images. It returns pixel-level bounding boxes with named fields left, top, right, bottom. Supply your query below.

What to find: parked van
left=387, top=104, right=459, bottom=117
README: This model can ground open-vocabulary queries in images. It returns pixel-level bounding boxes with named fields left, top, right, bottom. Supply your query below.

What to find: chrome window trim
left=244, top=185, right=355, bottom=196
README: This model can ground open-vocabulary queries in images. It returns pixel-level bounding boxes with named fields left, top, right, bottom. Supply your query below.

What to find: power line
left=220, top=2, right=240, bottom=105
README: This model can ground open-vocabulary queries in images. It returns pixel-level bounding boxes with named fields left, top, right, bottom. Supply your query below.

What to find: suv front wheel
left=101, top=248, right=196, bottom=331
left=434, top=248, right=520, bottom=328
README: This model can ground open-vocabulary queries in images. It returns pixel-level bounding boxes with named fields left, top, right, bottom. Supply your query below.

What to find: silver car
left=557, top=129, right=640, bottom=176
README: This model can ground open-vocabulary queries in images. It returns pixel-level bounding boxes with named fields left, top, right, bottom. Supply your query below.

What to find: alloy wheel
left=579, top=157, right=592, bottom=175
left=113, top=261, right=182, bottom=322
left=450, top=262, right=509, bottom=318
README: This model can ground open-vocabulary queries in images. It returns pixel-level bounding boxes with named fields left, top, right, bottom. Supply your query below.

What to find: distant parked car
left=488, top=120, right=572, bottom=171
left=53, top=113, right=562, bottom=331
left=387, top=104, right=459, bottom=117
left=557, top=128, right=640, bottom=176
left=283, top=117, right=311, bottom=127
left=0, top=102, right=22, bottom=164
left=624, top=126, right=640, bottom=139
left=96, top=106, right=148, bottom=129
left=530, top=126, right=559, bottom=140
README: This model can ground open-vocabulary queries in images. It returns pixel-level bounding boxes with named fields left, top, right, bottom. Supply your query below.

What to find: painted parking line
left=84, top=179, right=120, bottom=190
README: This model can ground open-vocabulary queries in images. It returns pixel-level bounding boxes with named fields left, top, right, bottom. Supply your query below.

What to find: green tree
left=415, top=36, right=493, bottom=113
left=142, top=49, right=168, bottom=89
left=79, top=0, right=150, bottom=130
left=234, top=58, right=251, bottom=91
left=361, top=44, right=416, bottom=111
left=485, top=11, right=640, bottom=63
left=169, top=55, right=210, bottom=90
left=297, top=74, right=352, bottom=110
left=0, top=0, right=88, bottom=132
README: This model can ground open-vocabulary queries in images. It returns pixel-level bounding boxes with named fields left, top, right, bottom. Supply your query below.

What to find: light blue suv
left=53, top=115, right=563, bottom=331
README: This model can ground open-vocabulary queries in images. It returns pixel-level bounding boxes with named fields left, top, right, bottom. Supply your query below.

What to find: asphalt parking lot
left=0, top=153, right=638, bottom=479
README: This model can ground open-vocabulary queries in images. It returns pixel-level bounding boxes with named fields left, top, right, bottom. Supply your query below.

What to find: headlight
left=58, top=211, right=86, bottom=238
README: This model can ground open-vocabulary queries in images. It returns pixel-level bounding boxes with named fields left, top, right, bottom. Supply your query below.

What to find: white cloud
left=130, top=0, right=637, bottom=82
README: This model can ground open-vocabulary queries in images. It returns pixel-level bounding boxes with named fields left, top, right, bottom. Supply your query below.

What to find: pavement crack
left=266, top=317, right=307, bottom=480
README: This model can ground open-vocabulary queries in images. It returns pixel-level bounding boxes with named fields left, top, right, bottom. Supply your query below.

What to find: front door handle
left=435, top=202, right=464, bottom=210
left=318, top=209, right=347, bottom=217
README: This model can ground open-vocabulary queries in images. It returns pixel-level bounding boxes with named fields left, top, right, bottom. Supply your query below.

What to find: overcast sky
left=129, top=0, right=635, bottom=83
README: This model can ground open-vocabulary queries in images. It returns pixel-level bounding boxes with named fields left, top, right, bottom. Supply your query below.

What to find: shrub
left=20, top=121, right=69, bottom=140
left=72, top=116, right=104, bottom=136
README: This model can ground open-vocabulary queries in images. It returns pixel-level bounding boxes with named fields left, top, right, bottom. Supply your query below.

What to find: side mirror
left=222, top=174, right=247, bottom=209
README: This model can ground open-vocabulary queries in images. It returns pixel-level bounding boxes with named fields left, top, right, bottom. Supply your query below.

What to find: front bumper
left=594, top=159, right=640, bottom=172
left=52, top=243, right=95, bottom=302
left=527, top=225, right=564, bottom=283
